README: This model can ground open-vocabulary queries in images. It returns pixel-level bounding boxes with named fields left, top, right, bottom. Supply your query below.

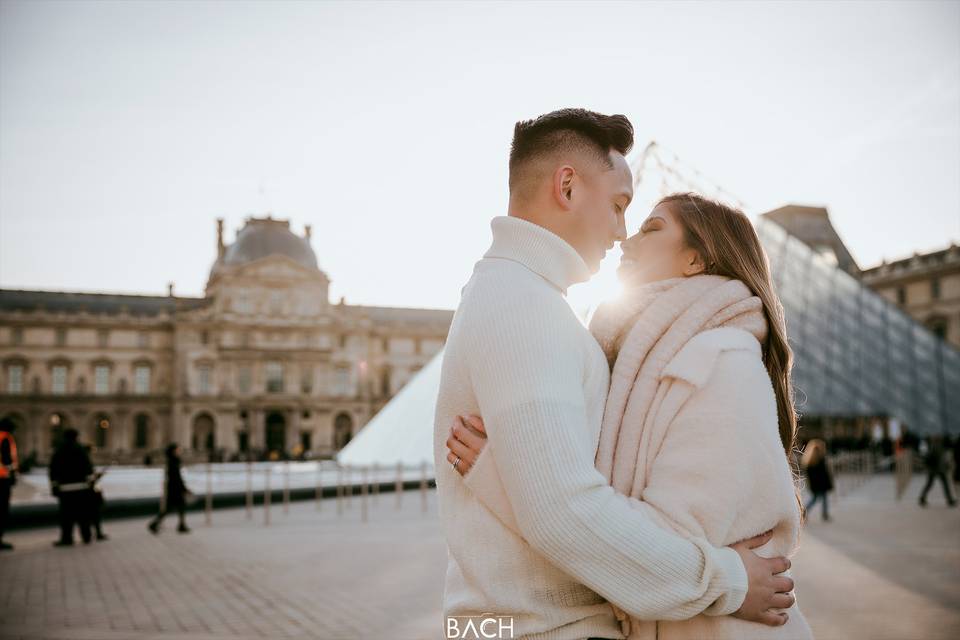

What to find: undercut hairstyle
left=509, top=108, right=634, bottom=195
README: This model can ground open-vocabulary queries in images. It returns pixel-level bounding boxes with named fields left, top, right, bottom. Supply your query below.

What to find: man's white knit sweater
left=433, top=216, right=749, bottom=640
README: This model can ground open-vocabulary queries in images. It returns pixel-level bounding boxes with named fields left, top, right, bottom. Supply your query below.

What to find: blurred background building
left=861, top=244, right=960, bottom=348
left=2, top=149, right=958, bottom=469
left=759, top=204, right=960, bottom=349
left=0, top=215, right=453, bottom=465
left=756, top=214, right=959, bottom=444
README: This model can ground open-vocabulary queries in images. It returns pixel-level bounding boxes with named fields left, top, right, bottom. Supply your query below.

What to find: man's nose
left=615, top=218, right=628, bottom=242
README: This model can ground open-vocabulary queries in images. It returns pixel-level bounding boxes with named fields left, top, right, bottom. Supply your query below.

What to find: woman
left=801, top=439, right=834, bottom=521
left=147, top=443, right=191, bottom=534
left=446, top=193, right=812, bottom=639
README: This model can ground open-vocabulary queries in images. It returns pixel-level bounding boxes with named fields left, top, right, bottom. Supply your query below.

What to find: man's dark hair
left=509, top=108, right=634, bottom=194
left=63, top=428, right=79, bottom=443
left=0, top=417, right=15, bottom=432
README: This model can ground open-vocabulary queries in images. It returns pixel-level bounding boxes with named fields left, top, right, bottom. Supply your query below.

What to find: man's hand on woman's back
left=731, top=530, right=796, bottom=627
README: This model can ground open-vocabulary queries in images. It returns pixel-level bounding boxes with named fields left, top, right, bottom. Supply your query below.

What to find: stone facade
left=0, top=216, right=453, bottom=464
left=861, top=243, right=960, bottom=349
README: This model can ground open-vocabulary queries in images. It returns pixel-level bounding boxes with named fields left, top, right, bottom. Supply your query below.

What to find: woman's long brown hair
left=657, top=192, right=799, bottom=459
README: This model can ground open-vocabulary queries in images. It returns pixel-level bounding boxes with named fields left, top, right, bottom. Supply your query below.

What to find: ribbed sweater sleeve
left=459, top=288, right=748, bottom=621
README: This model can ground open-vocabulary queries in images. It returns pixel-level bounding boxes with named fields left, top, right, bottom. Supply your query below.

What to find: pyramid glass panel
left=757, top=217, right=959, bottom=435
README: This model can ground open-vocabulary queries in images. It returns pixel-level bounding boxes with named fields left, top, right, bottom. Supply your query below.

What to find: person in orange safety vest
left=0, top=416, right=19, bottom=551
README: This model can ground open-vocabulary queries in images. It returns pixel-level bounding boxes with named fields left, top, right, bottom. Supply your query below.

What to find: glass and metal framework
left=757, top=218, right=959, bottom=435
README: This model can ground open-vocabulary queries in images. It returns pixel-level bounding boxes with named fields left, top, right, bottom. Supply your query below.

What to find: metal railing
left=826, top=450, right=877, bottom=499
left=177, top=459, right=434, bottom=527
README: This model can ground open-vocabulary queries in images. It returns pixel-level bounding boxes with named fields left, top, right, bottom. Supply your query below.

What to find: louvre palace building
left=3, top=207, right=959, bottom=466
left=0, top=216, right=453, bottom=464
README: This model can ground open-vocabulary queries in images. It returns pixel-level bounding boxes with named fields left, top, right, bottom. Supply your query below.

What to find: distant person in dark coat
left=802, top=438, right=834, bottom=522
left=919, top=435, right=957, bottom=507
left=148, top=444, right=191, bottom=534
left=49, top=428, right=94, bottom=546
left=952, top=435, right=960, bottom=486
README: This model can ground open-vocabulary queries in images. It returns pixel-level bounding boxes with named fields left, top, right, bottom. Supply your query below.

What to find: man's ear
left=554, top=166, right=576, bottom=210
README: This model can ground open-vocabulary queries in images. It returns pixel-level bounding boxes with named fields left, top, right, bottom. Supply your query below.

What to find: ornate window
left=270, top=291, right=284, bottom=315
left=6, top=364, right=23, bottom=394
left=334, top=364, right=352, bottom=396
left=300, top=366, right=313, bottom=394
left=94, top=365, right=110, bottom=395
left=238, top=365, right=252, bottom=394
left=51, top=365, right=68, bottom=395
left=197, top=364, right=213, bottom=395
left=266, top=361, right=284, bottom=393
left=134, top=365, right=151, bottom=395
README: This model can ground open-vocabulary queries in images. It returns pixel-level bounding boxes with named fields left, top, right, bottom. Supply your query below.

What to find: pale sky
left=2, top=0, right=958, bottom=311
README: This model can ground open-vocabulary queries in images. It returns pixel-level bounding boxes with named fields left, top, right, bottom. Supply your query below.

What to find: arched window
left=265, top=411, right=286, bottom=455
left=192, top=412, right=216, bottom=452
left=334, top=413, right=353, bottom=450
left=49, top=413, right=66, bottom=449
left=926, top=315, right=948, bottom=340
left=94, top=414, right=110, bottom=448
left=134, top=414, right=150, bottom=449
left=381, top=366, right=392, bottom=397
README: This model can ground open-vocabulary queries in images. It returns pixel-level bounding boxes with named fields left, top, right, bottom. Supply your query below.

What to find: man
left=918, top=434, right=957, bottom=507
left=433, top=109, right=794, bottom=639
left=49, top=428, right=95, bottom=546
left=0, top=417, right=18, bottom=551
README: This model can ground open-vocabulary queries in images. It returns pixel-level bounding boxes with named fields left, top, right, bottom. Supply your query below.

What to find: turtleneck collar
left=483, top=216, right=592, bottom=294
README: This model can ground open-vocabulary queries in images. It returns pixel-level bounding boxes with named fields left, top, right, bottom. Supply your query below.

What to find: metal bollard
left=420, top=460, right=428, bottom=514
left=345, top=465, right=353, bottom=511
left=372, top=462, right=379, bottom=506
left=361, top=466, right=368, bottom=523
left=283, top=460, right=290, bottom=516
left=264, top=465, right=272, bottom=526
left=336, top=464, right=343, bottom=516
left=245, top=460, right=253, bottom=520
left=396, top=461, right=403, bottom=509
left=205, top=462, right=213, bottom=526
left=315, top=461, right=323, bottom=511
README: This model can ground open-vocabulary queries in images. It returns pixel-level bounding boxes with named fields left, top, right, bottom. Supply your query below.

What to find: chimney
left=168, top=282, right=175, bottom=297
left=217, top=218, right=225, bottom=258
left=304, top=224, right=312, bottom=241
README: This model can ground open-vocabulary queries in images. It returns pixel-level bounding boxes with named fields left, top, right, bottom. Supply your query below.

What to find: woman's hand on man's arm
left=445, top=415, right=487, bottom=477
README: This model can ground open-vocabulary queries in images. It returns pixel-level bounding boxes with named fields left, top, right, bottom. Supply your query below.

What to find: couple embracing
left=434, top=108, right=812, bottom=640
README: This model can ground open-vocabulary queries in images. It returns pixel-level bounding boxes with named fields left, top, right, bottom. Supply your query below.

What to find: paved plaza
left=1, top=474, right=958, bottom=640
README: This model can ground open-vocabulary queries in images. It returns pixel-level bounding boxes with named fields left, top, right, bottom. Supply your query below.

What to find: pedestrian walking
left=919, top=435, right=957, bottom=507
left=802, top=438, right=834, bottom=522
left=148, top=444, right=192, bottom=534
